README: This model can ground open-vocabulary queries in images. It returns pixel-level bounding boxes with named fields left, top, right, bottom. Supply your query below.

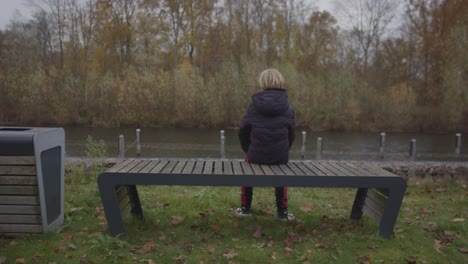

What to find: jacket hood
left=252, top=88, right=289, bottom=117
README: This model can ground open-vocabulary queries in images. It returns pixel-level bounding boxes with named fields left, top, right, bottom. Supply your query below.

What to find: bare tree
left=161, top=0, right=185, bottom=71
left=334, top=0, right=400, bottom=74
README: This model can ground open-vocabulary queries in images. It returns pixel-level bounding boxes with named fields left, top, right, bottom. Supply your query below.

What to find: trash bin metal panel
left=0, top=128, right=35, bottom=156
left=33, top=128, right=65, bottom=232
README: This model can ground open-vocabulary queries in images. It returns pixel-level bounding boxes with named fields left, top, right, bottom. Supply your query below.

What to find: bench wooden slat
left=366, top=189, right=388, bottom=208
left=150, top=160, right=169, bottom=173
left=250, top=163, right=264, bottom=175
left=115, top=186, right=128, bottom=201
left=344, top=162, right=374, bottom=177
left=0, top=215, right=41, bottom=224
left=325, top=161, right=356, bottom=176
left=214, top=161, right=223, bottom=175
left=129, top=160, right=151, bottom=173
left=279, top=164, right=294, bottom=175
left=232, top=161, right=243, bottom=175
left=363, top=204, right=383, bottom=223
left=332, top=162, right=354, bottom=175
left=0, top=176, right=38, bottom=185
left=223, top=161, right=233, bottom=175
left=202, top=161, right=213, bottom=174
left=192, top=161, right=204, bottom=174
left=310, top=162, right=336, bottom=176
left=0, top=156, right=35, bottom=165
left=269, top=165, right=284, bottom=175
left=260, top=165, right=274, bottom=175
left=0, top=196, right=40, bottom=205
left=358, top=163, right=395, bottom=177
left=0, top=205, right=41, bottom=214
left=240, top=162, right=253, bottom=175
left=107, top=159, right=133, bottom=172
left=172, top=161, right=187, bottom=174
left=0, top=166, right=36, bottom=176
left=139, top=160, right=160, bottom=173
left=119, top=195, right=131, bottom=209
left=0, top=224, right=43, bottom=233
left=119, top=160, right=142, bottom=173
left=293, top=162, right=316, bottom=175
left=286, top=163, right=305, bottom=175
left=302, top=162, right=325, bottom=176
left=0, top=186, right=38, bottom=195
left=182, top=161, right=195, bottom=174
left=162, top=161, right=178, bottom=174
left=318, top=162, right=349, bottom=176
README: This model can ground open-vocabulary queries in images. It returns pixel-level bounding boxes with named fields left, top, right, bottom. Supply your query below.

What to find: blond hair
left=258, top=68, right=285, bottom=89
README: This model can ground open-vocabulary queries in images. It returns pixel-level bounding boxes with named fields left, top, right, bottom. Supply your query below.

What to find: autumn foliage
left=0, top=0, right=466, bottom=132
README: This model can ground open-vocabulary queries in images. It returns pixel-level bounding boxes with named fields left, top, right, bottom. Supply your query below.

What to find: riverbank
left=65, top=157, right=468, bottom=182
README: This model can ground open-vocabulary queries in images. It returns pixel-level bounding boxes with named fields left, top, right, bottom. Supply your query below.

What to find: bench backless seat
left=98, top=159, right=406, bottom=239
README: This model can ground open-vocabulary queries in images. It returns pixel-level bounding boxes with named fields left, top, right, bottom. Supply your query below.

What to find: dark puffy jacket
left=238, top=88, right=295, bottom=165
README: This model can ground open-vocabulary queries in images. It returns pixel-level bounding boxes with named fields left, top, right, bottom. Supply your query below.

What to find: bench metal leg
left=378, top=186, right=406, bottom=239
left=350, top=188, right=368, bottom=220
left=98, top=177, right=126, bottom=236
left=126, top=185, right=143, bottom=218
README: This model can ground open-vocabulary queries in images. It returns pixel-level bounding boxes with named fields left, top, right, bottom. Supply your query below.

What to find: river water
left=64, top=127, right=467, bottom=162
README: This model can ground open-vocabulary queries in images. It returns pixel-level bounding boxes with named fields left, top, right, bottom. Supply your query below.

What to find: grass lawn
left=1, top=163, right=467, bottom=264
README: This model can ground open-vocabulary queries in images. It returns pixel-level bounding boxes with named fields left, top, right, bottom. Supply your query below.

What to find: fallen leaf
left=252, top=225, right=262, bottom=238
left=68, top=243, right=77, bottom=250
left=175, top=255, right=184, bottom=264
left=223, top=250, right=237, bottom=259
left=62, top=233, right=73, bottom=239
left=0, top=257, right=6, bottom=264
left=148, top=259, right=156, bottom=264
left=356, top=253, right=372, bottom=264
left=404, top=255, right=418, bottom=264
left=211, top=223, right=222, bottom=231
left=54, top=247, right=65, bottom=253
left=285, top=247, right=292, bottom=258
left=458, top=248, right=468, bottom=254
left=132, top=241, right=159, bottom=254
left=450, top=218, right=465, bottom=223
left=97, top=215, right=106, bottom=221
left=434, top=239, right=443, bottom=253
left=271, top=251, right=277, bottom=260
left=207, top=247, right=216, bottom=254
left=300, top=204, right=312, bottom=213
left=88, top=232, right=101, bottom=238
left=170, top=216, right=184, bottom=225
left=145, top=241, right=158, bottom=249
left=9, top=241, right=18, bottom=246
left=181, top=243, right=193, bottom=253
left=15, top=259, right=25, bottom=264
left=367, top=243, right=378, bottom=249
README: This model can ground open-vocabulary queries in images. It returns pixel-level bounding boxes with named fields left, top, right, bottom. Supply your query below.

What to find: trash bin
left=0, top=127, right=65, bottom=236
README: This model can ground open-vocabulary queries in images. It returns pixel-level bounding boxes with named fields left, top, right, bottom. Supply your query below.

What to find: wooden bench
left=98, top=159, right=406, bottom=239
